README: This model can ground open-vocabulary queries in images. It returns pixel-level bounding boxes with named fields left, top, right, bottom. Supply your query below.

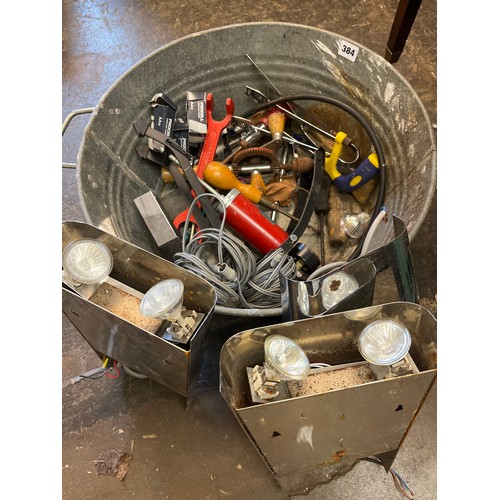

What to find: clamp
left=324, top=132, right=379, bottom=192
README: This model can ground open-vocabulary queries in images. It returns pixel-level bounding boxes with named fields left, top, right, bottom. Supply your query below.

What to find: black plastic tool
left=314, top=171, right=331, bottom=266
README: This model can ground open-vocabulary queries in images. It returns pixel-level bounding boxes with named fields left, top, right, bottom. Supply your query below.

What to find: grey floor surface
left=61, top=1, right=437, bottom=499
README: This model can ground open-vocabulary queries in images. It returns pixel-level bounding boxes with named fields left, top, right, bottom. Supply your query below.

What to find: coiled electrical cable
left=242, top=93, right=387, bottom=262
left=243, top=249, right=296, bottom=308
left=174, top=192, right=253, bottom=306
left=174, top=192, right=297, bottom=311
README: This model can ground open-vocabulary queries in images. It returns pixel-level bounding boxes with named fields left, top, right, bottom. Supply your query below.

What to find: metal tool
left=230, top=146, right=281, bottom=171
left=226, top=158, right=313, bottom=175
left=278, top=148, right=324, bottom=259
left=169, top=93, right=235, bottom=230
left=138, top=125, right=222, bottom=231
left=203, top=161, right=320, bottom=233
left=222, top=122, right=268, bottom=163
left=271, top=145, right=290, bottom=223
left=245, top=54, right=282, bottom=98
left=232, top=114, right=316, bottom=152
left=133, top=121, right=216, bottom=230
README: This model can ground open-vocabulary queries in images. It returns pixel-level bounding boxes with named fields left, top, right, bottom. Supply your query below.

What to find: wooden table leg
left=385, top=0, right=423, bottom=63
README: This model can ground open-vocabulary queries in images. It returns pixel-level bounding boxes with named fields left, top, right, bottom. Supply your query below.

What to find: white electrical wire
left=310, top=362, right=332, bottom=369
left=242, top=249, right=296, bottom=308
left=214, top=304, right=283, bottom=316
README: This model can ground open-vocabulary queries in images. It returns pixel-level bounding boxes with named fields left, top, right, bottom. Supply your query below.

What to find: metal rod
left=243, top=87, right=359, bottom=163
left=245, top=54, right=282, bottom=97
left=275, top=103, right=336, bottom=141
left=232, top=116, right=316, bottom=152
left=62, top=107, right=95, bottom=135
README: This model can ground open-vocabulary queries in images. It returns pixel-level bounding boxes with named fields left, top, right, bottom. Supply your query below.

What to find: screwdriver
left=203, top=161, right=320, bottom=234
left=314, top=171, right=331, bottom=266
left=261, top=107, right=286, bottom=149
left=267, top=107, right=286, bottom=142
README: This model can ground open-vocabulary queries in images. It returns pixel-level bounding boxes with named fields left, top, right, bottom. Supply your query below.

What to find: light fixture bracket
left=368, top=353, right=419, bottom=380
left=247, top=366, right=290, bottom=404
left=160, top=308, right=204, bottom=344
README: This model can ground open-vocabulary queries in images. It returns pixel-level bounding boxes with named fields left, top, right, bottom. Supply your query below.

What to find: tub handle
left=62, top=107, right=95, bottom=169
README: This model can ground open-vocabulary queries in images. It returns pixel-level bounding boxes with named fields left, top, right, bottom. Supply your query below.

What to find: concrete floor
left=62, top=1, right=437, bottom=498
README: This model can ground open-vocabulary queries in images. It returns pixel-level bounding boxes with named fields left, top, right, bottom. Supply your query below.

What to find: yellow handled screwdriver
left=203, top=161, right=320, bottom=234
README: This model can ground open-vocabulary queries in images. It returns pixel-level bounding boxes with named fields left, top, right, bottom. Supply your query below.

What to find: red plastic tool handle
left=173, top=94, right=235, bottom=230
left=196, top=93, right=235, bottom=178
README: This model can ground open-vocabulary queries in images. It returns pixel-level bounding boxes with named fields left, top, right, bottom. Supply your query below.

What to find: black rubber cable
left=242, top=94, right=386, bottom=261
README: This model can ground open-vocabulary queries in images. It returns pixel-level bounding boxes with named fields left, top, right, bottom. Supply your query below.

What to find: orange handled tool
left=203, top=161, right=319, bottom=233
left=267, top=107, right=286, bottom=141
left=204, top=161, right=264, bottom=203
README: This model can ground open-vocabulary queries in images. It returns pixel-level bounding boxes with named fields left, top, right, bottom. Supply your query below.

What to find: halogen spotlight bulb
left=358, top=319, right=411, bottom=366
left=264, top=335, right=310, bottom=381
left=62, top=239, right=113, bottom=285
left=340, top=212, right=370, bottom=239
left=321, top=271, right=359, bottom=309
left=140, top=278, right=184, bottom=321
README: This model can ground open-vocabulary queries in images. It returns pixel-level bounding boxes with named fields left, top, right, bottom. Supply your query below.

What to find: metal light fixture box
left=220, top=301, right=437, bottom=495
left=62, top=221, right=216, bottom=405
